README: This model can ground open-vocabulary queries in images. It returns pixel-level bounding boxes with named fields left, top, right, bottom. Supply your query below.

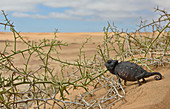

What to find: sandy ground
left=0, top=32, right=170, bottom=109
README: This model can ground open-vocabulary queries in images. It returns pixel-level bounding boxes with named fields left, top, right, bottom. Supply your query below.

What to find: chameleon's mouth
left=109, top=66, right=113, bottom=70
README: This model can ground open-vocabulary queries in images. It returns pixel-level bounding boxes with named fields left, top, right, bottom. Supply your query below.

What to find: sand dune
left=0, top=32, right=169, bottom=109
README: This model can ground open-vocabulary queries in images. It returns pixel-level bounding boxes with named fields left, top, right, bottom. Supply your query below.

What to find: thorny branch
left=0, top=8, right=169, bottom=109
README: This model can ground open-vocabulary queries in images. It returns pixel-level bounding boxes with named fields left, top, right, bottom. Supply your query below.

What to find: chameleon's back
left=114, top=61, right=146, bottom=81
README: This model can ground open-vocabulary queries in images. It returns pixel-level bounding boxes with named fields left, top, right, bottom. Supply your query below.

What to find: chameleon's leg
left=135, top=76, right=141, bottom=86
left=115, top=73, right=121, bottom=84
left=142, top=78, right=146, bottom=83
left=135, top=72, right=145, bottom=86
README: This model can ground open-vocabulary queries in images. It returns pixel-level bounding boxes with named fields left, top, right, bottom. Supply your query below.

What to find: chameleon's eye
left=107, top=60, right=112, bottom=64
left=110, top=63, right=114, bottom=66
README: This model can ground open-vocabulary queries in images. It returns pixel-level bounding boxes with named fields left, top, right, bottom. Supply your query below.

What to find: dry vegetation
left=0, top=8, right=169, bottom=109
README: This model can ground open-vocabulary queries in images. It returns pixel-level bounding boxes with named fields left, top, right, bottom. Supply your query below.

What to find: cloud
left=1, top=0, right=170, bottom=21
left=12, top=12, right=48, bottom=19
left=12, top=12, right=81, bottom=20
left=48, top=12, right=81, bottom=20
left=0, top=0, right=40, bottom=12
left=151, top=0, right=170, bottom=9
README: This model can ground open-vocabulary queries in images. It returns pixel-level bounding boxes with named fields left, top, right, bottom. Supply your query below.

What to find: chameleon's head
left=105, top=59, right=118, bottom=74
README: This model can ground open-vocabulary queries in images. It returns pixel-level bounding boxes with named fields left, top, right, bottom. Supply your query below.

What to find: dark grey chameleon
left=105, top=59, right=162, bottom=86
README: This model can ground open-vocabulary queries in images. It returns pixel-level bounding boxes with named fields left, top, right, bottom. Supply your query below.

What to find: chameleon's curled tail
left=145, top=72, right=162, bottom=80
left=153, top=72, right=162, bottom=80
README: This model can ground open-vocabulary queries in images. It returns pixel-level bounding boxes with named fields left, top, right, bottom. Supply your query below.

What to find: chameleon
left=105, top=59, right=162, bottom=86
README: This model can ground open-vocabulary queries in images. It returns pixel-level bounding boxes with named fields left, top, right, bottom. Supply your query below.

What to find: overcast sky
left=0, top=0, right=169, bottom=32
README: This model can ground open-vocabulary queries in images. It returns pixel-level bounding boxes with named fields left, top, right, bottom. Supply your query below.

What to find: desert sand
left=0, top=32, right=170, bottom=109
